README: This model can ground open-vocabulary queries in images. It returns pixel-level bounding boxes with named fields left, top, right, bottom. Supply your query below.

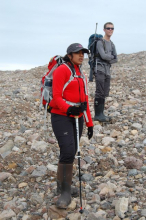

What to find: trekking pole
left=94, top=23, right=98, bottom=75
left=95, top=22, right=98, bottom=36
left=75, top=116, right=83, bottom=214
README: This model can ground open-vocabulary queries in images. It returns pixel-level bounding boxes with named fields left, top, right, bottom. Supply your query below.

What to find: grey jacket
left=95, top=39, right=117, bottom=75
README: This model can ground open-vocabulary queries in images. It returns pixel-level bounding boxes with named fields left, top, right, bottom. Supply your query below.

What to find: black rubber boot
left=102, top=99, right=112, bottom=122
left=94, top=98, right=109, bottom=122
left=57, top=180, right=79, bottom=197
left=56, top=163, right=72, bottom=209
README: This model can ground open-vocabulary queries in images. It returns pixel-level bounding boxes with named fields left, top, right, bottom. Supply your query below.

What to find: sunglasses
left=105, top=27, right=114, bottom=30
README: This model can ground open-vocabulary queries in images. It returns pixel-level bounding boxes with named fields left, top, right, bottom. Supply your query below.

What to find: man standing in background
left=94, top=22, right=117, bottom=122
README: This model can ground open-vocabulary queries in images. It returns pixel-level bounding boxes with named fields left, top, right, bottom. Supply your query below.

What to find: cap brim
left=82, top=48, right=89, bottom=54
left=73, top=48, right=89, bottom=54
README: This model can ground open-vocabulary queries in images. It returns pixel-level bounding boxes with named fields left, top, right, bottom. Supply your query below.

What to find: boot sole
left=56, top=199, right=71, bottom=209
left=94, top=118, right=110, bottom=122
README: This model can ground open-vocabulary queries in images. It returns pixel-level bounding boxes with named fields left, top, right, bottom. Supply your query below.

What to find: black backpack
left=88, top=34, right=104, bottom=82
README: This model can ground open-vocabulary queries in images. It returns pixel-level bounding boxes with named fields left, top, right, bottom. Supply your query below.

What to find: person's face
left=68, top=50, right=84, bottom=65
left=104, top=24, right=114, bottom=37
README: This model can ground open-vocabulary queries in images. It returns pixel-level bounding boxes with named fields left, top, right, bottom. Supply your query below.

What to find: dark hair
left=63, top=53, right=73, bottom=63
left=104, top=22, right=114, bottom=29
left=63, top=53, right=76, bottom=72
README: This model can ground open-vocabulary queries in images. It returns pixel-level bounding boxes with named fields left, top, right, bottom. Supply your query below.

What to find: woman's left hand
left=87, top=126, right=93, bottom=139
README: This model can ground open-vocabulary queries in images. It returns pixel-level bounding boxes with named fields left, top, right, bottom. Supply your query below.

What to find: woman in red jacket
left=49, top=43, right=93, bottom=209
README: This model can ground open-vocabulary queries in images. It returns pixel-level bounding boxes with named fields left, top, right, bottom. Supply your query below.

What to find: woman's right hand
left=67, top=106, right=81, bottom=116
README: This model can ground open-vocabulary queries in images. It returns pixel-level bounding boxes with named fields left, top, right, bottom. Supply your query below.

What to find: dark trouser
left=51, top=113, right=83, bottom=164
left=95, top=71, right=111, bottom=99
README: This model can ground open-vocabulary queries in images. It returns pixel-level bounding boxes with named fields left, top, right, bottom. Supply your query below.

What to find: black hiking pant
left=94, top=71, right=111, bottom=99
left=51, top=113, right=84, bottom=164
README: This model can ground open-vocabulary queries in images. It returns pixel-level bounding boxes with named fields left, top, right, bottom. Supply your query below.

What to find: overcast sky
left=0, top=0, right=146, bottom=70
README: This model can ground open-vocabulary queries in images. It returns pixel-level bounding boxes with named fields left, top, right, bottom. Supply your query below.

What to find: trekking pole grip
left=74, top=116, right=79, bottom=119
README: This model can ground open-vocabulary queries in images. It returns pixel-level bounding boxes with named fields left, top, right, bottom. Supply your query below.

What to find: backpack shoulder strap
left=79, top=66, right=88, bottom=95
left=62, top=63, right=88, bottom=96
left=62, top=63, right=74, bottom=95
left=101, top=38, right=106, bottom=51
left=110, top=40, right=114, bottom=45
left=110, top=40, right=115, bottom=52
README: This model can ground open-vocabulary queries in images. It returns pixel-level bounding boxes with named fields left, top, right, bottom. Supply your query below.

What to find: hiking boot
left=94, top=98, right=109, bottom=122
left=56, top=163, right=73, bottom=209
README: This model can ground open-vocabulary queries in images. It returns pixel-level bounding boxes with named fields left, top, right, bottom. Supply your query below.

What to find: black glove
left=87, top=126, right=93, bottom=139
left=67, top=106, right=81, bottom=116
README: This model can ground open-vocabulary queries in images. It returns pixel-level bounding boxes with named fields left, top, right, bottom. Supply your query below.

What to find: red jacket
left=49, top=63, right=93, bottom=127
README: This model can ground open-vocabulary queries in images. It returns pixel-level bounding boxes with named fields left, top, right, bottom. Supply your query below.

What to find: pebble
left=125, top=180, right=135, bottom=187
left=141, top=209, right=146, bottom=217
left=124, top=156, right=143, bottom=169
left=0, top=209, right=16, bottom=219
left=115, top=197, right=129, bottom=218
left=0, top=140, right=14, bottom=154
left=143, top=139, right=146, bottom=146
left=18, top=182, right=28, bottom=188
left=81, top=173, right=93, bottom=181
left=128, top=169, right=138, bottom=176
left=0, top=172, right=12, bottom=181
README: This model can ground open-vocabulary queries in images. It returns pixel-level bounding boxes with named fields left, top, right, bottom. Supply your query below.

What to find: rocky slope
left=0, top=51, right=146, bottom=220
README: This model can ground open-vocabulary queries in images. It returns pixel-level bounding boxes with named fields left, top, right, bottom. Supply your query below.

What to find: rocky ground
left=0, top=51, right=146, bottom=220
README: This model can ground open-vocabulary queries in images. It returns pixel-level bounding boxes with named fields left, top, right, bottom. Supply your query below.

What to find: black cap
left=67, top=43, right=89, bottom=54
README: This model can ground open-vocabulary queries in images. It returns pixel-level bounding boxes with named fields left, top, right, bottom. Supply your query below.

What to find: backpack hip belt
left=64, top=100, right=89, bottom=123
